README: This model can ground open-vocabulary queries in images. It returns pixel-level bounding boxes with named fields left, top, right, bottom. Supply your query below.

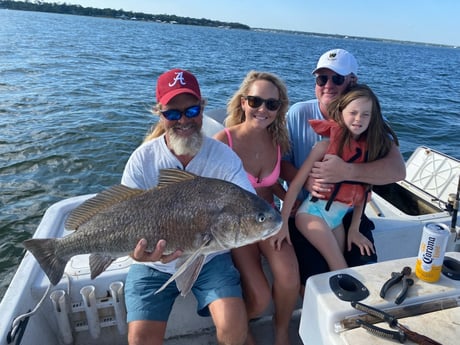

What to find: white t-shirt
left=121, top=134, right=255, bottom=274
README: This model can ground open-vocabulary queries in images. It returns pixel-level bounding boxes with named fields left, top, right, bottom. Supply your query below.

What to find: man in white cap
left=281, top=49, right=406, bottom=293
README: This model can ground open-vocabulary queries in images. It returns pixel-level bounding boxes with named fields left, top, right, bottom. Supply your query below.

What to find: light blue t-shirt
left=284, top=99, right=325, bottom=201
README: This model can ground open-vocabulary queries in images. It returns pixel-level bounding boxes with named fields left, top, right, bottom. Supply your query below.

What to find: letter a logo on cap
left=169, top=71, right=187, bottom=87
left=156, top=68, right=201, bottom=104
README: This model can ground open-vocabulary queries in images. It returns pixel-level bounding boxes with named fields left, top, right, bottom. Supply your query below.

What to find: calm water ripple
left=1, top=9, right=459, bottom=299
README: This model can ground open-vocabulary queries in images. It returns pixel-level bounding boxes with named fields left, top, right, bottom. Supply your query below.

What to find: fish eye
left=257, top=213, right=266, bottom=223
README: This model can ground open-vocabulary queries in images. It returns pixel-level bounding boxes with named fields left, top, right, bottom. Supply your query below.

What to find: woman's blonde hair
left=224, top=71, right=290, bottom=155
left=327, top=84, right=399, bottom=162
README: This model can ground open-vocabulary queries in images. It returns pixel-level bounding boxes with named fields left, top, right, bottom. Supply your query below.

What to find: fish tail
left=23, top=238, right=67, bottom=285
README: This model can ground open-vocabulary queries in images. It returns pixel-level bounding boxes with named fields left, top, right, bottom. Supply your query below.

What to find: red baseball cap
left=156, top=69, right=201, bottom=105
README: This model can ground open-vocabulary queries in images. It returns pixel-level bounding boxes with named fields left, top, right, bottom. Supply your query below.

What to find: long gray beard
left=168, top=129, right=203, bottom=156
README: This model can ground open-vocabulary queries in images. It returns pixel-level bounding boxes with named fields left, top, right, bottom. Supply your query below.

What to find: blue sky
left=64, top=0, right=459, bottom=46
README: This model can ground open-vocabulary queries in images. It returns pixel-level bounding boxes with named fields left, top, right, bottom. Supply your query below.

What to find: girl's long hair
left=327, top=84, right=399, bottom=162
left=224, top=70, right=290, bottom=155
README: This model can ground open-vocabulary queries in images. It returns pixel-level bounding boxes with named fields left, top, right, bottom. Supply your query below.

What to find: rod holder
left=50, top=290, right=73, bottom=344
left=109, top=281, right=127, bottom=335
left=80, top=285, right=100, bottom=339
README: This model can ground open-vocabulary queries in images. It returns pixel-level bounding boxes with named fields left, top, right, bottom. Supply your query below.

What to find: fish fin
left=155, top=235, right=212, bottom=296
left=154, top=252, right=207, bottom=297
left=23, top=238, right=67, bottom=285
left=175, top=254, right=206, bottom=296
left=157, top=169, right=198, bottom=188
left=65, top=185, right=144, bottom=230
left=89, top=253, right=116, bottom=279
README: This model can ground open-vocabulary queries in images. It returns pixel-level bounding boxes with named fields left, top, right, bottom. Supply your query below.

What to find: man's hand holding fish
left=132, top=238, right=183, bottom=264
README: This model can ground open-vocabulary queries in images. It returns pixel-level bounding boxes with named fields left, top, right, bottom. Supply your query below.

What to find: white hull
left=1, top=113, right=459, bottom=345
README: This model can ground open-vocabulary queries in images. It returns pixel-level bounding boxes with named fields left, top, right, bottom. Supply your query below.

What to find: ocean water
left=0, top=9, right=459, bottom=299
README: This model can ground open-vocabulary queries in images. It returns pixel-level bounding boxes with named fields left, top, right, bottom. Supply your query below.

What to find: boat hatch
left=405, top=146, right=460, bottom=205
left=373, top=147, right=460, bottom=216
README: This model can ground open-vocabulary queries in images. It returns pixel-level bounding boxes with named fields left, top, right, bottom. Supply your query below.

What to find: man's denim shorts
left=125, top=253, right=242, bottom=322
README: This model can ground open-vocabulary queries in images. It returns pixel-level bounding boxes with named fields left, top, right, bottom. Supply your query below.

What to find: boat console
left=299, top=252, right=460, bottom=344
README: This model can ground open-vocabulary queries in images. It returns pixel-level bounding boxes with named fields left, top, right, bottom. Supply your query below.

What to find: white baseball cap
left=312, top=49, right=358, bottom=76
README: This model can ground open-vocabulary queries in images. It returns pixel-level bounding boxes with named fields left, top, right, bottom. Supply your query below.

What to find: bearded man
left=121, top=69, right=253, bottom=345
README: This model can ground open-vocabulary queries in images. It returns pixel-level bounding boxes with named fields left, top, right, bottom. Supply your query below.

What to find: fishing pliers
left=380, top=266, right=414, bottom=304
left=351, top=301, right=442, bottom=344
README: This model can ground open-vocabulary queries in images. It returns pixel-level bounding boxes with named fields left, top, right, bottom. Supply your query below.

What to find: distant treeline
left=0, top=0, right=251, bottom=30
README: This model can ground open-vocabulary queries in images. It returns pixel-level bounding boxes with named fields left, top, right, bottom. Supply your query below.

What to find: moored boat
left=0, top=112, right=459, bottom=345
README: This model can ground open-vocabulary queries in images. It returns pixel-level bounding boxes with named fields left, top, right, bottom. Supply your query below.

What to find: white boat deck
left=165, top=310, right=303, bottom=345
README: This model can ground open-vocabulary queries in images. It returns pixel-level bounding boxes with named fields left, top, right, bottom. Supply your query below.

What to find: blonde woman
left=214, top=71, right=299, bottom=345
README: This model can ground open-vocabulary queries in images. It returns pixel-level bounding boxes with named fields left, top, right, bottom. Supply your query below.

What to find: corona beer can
left=415, top=223, right=450, bottom=282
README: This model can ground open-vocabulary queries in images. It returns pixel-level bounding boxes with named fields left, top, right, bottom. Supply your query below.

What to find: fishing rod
left=450, top=174, right=460, bottom=240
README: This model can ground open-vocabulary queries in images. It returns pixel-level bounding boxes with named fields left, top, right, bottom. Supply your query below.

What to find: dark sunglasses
left=160, top=105, right=201, bottom=121
left=315, top=74, right=346, bottom=87
left=245, top=96, right=281, bottom=111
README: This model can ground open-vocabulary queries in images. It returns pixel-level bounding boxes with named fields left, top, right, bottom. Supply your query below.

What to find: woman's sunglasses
left=315, top=74, right=345, bottom=87
left=245, top=96, right=281, bottom=111
left=160, top=105, right=201, bottom=121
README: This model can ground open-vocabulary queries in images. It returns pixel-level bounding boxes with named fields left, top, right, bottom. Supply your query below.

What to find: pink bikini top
left=224, top=128, right=281, bottom=188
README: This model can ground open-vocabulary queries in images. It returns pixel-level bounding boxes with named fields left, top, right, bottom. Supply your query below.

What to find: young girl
left=280, top=84, right=399, bottom=270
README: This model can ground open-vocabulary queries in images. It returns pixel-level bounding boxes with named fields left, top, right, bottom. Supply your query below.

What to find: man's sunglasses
left=315, top=74, right=346, bottom=87
left=245, top=96, right=281, bottom=111
left=160, top=105, right=201, bottom=121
